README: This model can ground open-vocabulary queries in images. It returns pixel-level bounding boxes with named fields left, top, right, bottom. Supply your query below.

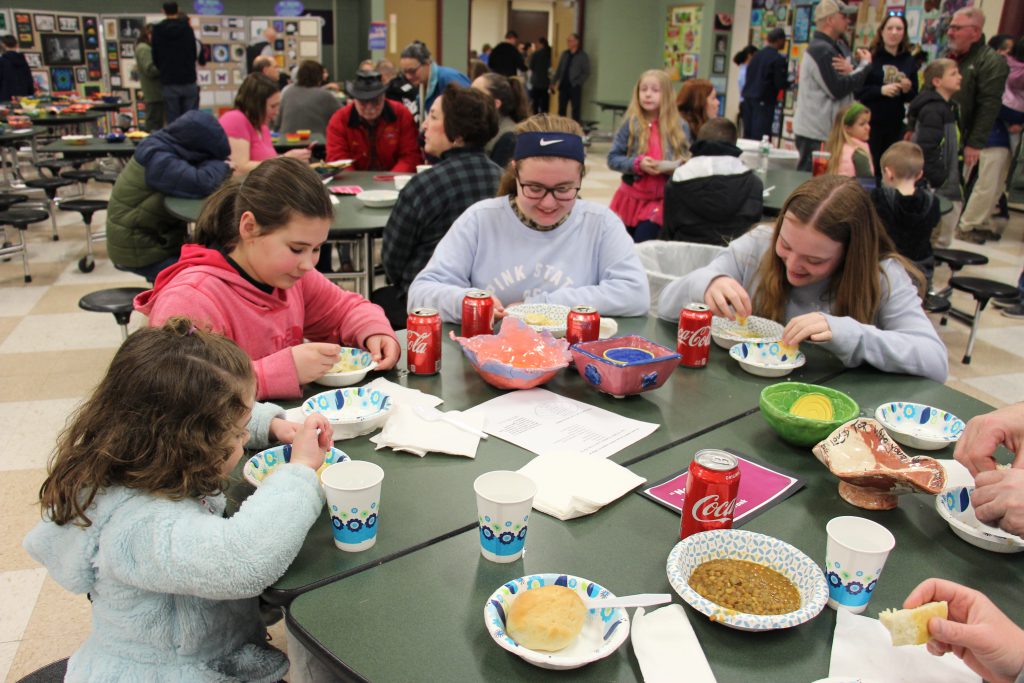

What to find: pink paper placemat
left=641, top=450, right=804, bottom=526
left=329, top=185, right=364, bottom=195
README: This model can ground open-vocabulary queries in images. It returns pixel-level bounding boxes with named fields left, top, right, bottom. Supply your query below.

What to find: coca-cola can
left=680, top=449, right=741, bottom=540
left=677, top=303, right=712, bottom=367
left=566, top=305, right=600, bottom=346
left=461, top=290, right=494, bottom=337
left=407, top=308, right=441, bottom=375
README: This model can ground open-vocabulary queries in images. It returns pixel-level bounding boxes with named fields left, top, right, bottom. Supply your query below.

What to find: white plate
left=729, top=341, right=805, bottom=378
left=321, top=159, right=353, bottom=168
left=484, top=573, right=630, bottom=670
left=504, top=303, right=571, bottom=337
left=711, top=315, right=784, bottom=349
left=355, top=189, right=398, bottom=208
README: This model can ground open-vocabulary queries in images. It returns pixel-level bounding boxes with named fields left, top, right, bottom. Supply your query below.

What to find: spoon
left=413, top=405, right=488, bottom=439
left=582, top=593, right=672, bottom=610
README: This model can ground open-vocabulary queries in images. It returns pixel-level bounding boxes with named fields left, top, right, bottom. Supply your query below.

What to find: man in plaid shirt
left=375, top=84, right=502, bottom=328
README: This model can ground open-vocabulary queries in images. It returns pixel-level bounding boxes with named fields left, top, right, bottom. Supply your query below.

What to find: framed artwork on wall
left=75, top=66, right=87, bottom=83
left=34, top=15, right=56, bottom=32
left=712, top=54, right=726, bottom=75
left=57, top=16, right=80, bottom=33
left=119, top=18, right=144, bottom=41
left=24, top=52, right=43, bottom=68
left=41, top=34, right=84, bottom=65
left=51, top=66, right=75, bottom=91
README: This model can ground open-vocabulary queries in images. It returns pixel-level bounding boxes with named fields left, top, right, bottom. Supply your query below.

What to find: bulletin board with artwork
left=663, top=5, right=702, bottom=81
left=247, top=16, right=323, bottom=87
left=11, top=8, right=103, bottom=101
left=185, top=14, right=251, bottom=120
left=100, top=14, right=165, bottom=130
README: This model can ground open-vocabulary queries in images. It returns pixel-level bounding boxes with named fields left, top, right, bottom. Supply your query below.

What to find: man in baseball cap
left=813, top=0, right=857, bottom=22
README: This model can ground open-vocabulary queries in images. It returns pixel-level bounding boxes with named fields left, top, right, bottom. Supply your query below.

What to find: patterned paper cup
left=474, top=471, right=537, bottom=563
left=824, top=516, right=895, bottom=613
left=321, top=461, right=385, bottom=552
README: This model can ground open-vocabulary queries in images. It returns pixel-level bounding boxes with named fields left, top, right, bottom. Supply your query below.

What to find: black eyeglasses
left=516, top=172, right=580, bottom=201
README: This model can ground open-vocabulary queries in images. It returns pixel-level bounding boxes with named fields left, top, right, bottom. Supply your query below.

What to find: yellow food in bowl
left=507, top=585, right=586, bottom=651
left=523, top=313, right=559, bottom=326
left=789, top=393, right=834, bottom=420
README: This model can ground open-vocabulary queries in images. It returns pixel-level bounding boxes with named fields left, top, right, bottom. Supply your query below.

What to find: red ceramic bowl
left=570, top=336, right=680, bottom=398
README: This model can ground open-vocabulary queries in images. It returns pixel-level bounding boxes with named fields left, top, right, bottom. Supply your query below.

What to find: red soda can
left=461, top=290, right=494, bottom=337
left=680, top=449, right=741, bottom=539
left=566, top=305, right=600, bottom=346
left=677, top=303, right=712, bottom=367
left=407, top=308, right=441, bottom=375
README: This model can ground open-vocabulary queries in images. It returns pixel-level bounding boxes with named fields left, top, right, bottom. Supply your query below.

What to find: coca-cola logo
left=690, top=494, right=736, bottom=522
left=677, top=325, right=711, bottom=347
left=408, top=330, right=431, bottom=354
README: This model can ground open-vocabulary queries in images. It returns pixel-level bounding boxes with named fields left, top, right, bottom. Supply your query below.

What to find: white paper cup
left=416, top=164, right=432, bottom=173
left=473, top=470, right=536, bottom=563
left=394, top=174, right=413, bottom=190
left=825, top=516, right=895, bottom=613
left=321, top=461, right=384, bottom=552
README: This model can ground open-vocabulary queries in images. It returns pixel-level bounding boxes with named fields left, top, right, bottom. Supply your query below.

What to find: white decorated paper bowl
left=484, top=573, right=630, bottom=670
left=301, top=386, right=393, bottom=439
left=711, top=315, right=784, bottom=349
left=315, top=347, right=378, bottom=387
left=354, top=189, right=398, bottom=208
left=667, top=529, right=828, bottom=631
left=504, top=303, right=571, bottom=337
left=729, top=341, right=806, bottom=378
left=935, top=485, right=1024, bottom=554
left=873, top=402, right=964, bottom=451
left=242, top=444, right=350, bottom=487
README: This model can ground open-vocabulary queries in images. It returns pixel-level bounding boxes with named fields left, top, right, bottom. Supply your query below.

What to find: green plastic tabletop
left=286, top=368, right=1016, bottom=682
left=40, top=137, right=136, bottom=156
left=0, top=127, right=45, bottom=143
left=271, top=131, right=326, bottom=152
left=762, top=168, right=951, bottom=215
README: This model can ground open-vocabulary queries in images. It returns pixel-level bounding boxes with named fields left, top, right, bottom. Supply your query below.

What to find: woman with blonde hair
left=675, top=78, right=720, bottom=143
left=607, top=69, right=690, bottom=241
left=409, top=114, right=650, bottom=322
left=658, top=174, right=947, bottom=382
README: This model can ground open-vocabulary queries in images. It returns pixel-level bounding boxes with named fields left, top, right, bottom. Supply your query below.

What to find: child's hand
left=292, top=342, right=342, bottom=383
left=703, top=276, right=751, bottom=320
left=491, top=293, right=507, bottom=319
left=284, top=148, right=312, bottom=161
left=269, top=417, right=300, bottom=444
left=638, top=157, right=660, bottom=175
left=782, top=312, right=832, bottom=345
left=289, top=414, right=332, bottom=471
left=365, top=334, right=401, bottom=370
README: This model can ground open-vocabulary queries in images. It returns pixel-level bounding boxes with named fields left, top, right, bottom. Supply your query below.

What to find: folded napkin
left=829, top=609, right=979, bottom=683
left=370, top=403, right=484, bottom=457
left=517, top=452, right=646, bottom=520
left=632, top=604, right=716, bottom=683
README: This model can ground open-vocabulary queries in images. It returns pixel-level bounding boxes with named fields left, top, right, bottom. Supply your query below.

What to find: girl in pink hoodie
left=135, top=157, right=399, bottom=400
left=825, top=102, right=875, bottom=179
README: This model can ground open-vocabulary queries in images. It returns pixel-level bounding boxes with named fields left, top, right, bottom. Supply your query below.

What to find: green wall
left=439, top=0, right=469, bottom=75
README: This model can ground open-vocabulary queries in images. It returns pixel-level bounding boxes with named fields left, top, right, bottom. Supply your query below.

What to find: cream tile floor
left=1, top=143, right=1023, bottom=681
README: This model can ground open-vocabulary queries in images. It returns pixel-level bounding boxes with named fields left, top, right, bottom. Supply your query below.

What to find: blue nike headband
left=513, top=132, right=586, bottom=163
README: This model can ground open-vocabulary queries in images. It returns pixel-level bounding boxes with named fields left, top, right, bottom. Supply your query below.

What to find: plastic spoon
left=582, top=593, right=672, bottom=610
left=413, top=405, right=488, bottom=439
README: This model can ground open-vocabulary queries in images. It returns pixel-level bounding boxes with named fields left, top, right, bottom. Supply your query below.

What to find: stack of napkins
left=517, top=452, right=646, bottom=520
left=370, top=403, right=484, bottom=457
left=631, top=604, right=716, bottom=683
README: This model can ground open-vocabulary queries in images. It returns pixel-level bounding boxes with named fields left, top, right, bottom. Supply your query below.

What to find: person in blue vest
left=397, top=41, right=470, bottom=123
left=742, top=28, right=789, bottom=140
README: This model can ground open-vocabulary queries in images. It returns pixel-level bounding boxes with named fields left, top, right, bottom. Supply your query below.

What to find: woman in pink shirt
left=219, top=73, right=311, bottom=173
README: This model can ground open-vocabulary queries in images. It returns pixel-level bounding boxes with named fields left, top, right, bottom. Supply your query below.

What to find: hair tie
left=188, top=325, right=197, bottom=336
left=513, top=131, right=586, bottom=163
left=843, top=102, right=867, bottom=126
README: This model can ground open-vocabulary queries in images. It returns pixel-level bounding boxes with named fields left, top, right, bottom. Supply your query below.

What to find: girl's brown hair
left=675, top=78, right=715, bottom=139
left=497, top=114, right=586, bottom=196
left=474, top=73, right=530, bottom=122
left=233, top=72, right=279, bottom=130
left=624, top=69, right=690, bottom=163
left=825, top=102, right=869, bottom=174
left=194, top=156, right=333, bottom=250
left=38, top=318, right=255, bottom=527
left=752, top=174, right=922, bottom=325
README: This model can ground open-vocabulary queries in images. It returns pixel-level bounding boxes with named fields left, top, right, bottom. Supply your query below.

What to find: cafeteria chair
left=0, top=207, right=50, bottom=282
left=78, top=287, right=147, bottom=341
left=940, top=277, right=1019, bottom=364
left=61, top=168, right=102, bottom=197
left=932, top=248, right=988, bottom=299
left=58, top=198, right=108, bottom=273
left=922, top=294, right=952, bottom=315
left=14, top=657, right=68, bottom=683
left=34, top=159, right=78, bottom=177
left=23, top=176, right=74, bottom=241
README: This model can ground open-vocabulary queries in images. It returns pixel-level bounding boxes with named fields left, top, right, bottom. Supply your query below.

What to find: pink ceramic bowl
left=570, top=336, right=680, bottom=398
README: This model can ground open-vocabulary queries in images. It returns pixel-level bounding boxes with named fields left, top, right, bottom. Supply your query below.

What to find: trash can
left=634, top=241, right=726, bottom=308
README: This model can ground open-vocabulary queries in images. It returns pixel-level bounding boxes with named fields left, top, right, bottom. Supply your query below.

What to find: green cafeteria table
left=761, top=168, right=952, bottom=216
left=284, top=369, right=1018, bottom=682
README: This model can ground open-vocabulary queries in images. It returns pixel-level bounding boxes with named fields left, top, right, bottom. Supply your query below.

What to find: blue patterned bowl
left=729, top=341, right=806, bottom=378
left=874, top=402, right=964, bottom=451
left=315, top=347, right=378, bottom=387
left=935, top=486, right=1024, bottom=554
left=484, top=573, right=630, bottom=670
left=667, top=529, right=828, bottom=631
left=242, top=444, right=350, bottom=487
left=302, top=386, right=393, bottom=439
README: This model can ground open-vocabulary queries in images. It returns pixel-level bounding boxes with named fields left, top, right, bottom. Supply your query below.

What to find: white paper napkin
left=370, top=403, right=483, bottom=458
left=516, top=452, right=646, bottom=520
left=829, top=609, right=980, bottom=683
left=631, top=604, right=716, bottom=683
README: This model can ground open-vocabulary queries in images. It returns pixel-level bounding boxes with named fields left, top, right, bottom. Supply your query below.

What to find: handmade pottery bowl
left=315, top=347, right=378, bottom=388
left=504, top=303, right=571, bottom=338
left=666, top=529, right=828, bottom=632
left=452, top=318, right=571, bottom=391
left=355, top=189, right=399, bottom=208
left=243, top=444, right=350, bottom=487
left=759, top=382, right=859, bottom=447
left=484, top=573, right=630, bottom=670
left=935, top=485, right=1024, bottom=554
left=812, top=418, right=947, bottom=510
left=60, top=135, right=90, bottom=145
left=873, top=402, right=965, bottom=451
left=729, top=341, right=806, bottom=378
left=711, top=315, right=784, bottom=349
left=570, top=335, right=680, bottom=398
left=106, top=132, right=126, bottom=143
left=301, top=386, right=393, bottom=439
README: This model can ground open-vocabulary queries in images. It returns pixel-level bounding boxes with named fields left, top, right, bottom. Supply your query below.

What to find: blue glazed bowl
left=106, top=132, right=126, bottom=143
left=243, top=444, right=350, bottom=487
left=570, top=335, right=679, bottom=398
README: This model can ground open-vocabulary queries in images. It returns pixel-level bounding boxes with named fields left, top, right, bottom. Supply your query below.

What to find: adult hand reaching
left=953, top=404, right=1024, bottom=476
left=971, top=468, right=1024, bottom=537
left=703, top=276, right=751, bottom=320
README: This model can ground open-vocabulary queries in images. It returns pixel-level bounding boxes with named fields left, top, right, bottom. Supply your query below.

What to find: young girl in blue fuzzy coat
left=24, top=318, right=332, bottom=682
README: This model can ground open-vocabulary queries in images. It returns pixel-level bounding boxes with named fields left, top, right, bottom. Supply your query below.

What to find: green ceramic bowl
left=759, top=382, right=860, bottom=447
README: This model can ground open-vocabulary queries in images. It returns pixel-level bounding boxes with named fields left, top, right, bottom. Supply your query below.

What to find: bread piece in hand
left=879, top=601, right=948, bottom=646
left=507, top=585, right=587, bottom=651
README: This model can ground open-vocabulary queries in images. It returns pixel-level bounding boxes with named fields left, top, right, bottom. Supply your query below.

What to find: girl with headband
left=826, top=101, right=875, bottom=178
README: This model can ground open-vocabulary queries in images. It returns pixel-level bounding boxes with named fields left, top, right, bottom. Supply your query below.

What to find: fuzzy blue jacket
left=23, top=463, right=324, bottom=682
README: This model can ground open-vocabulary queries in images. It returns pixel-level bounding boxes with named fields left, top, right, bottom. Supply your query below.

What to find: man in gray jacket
left=551, top=33, right=590, bottom=123
left=792, top=0, right=872, bottom=171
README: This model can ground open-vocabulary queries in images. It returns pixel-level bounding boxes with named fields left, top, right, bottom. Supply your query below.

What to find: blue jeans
left=162, top=83, right=199, bottom=124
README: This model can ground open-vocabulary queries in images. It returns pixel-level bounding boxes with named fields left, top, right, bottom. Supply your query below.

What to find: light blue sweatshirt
left=657, top=226, right=949, bottom=382
left=408, top=197, right=651, bottom=322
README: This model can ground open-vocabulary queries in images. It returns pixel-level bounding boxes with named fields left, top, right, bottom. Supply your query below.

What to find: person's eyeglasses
left=401, top=65, right=422, bottom=76
left=516, top=172, right=580, bottom=201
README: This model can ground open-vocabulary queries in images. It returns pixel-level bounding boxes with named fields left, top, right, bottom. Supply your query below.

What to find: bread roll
left=506, top=585, right=587, bottom=652
left=879, top=601, right=948, bottom=646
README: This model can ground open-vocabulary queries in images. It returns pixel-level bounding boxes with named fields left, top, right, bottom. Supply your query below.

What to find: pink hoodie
left=1003, top=56, right=1024, bottom=113
left=135, top=245, right=396, bottom=400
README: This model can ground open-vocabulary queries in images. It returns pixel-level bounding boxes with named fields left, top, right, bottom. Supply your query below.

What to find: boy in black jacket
left=870, top=142, right=940, bottom=287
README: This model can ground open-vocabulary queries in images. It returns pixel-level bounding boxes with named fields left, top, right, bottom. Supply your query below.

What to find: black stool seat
left=61, top=169, right=101, bottom=182
left=94, top=171, right=120, bottom=184
left=59, top=199, right=108, bottom=216
left=934, top=248, right=989, bottom=269
left=923, top=294, right=952, bottom=314
left=24, top=177, right=75, bottom=194
left=35, top=160, right=74, bottom=176
left=950, top=277, right=1019, bottom=301
left=0, top=193, right=28, bottom=211
left=0, top=208, right=50, bottom=226
left=14, top=656, right=68, bottom=683
left=79, top=287, right=147, bottom=330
